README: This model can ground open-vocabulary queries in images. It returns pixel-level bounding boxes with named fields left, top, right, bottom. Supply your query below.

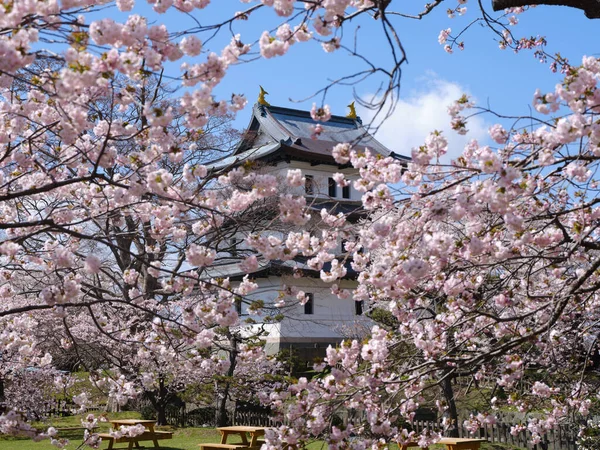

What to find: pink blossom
left=239, top=255, right=259, bottom=273
left=332, top=172, right=349, bottom=187
left=84, top=255, right=102, bottom=274
left=259, top=32, right=289, bottom=58
left=230, top=94, right=247, bottom=111
left=331, top=143, right=351, bottom=164
left=311, top=124, right=324, bottom=140
left=564, top=161, right=591, bottom=182
left=186, top=244, right=216, bottom=267
left=293, top=24, right=312, bottom=42
left=489, top=124, right=509, bottom=144
left=310, top=103, right=332, bottom=122
left=180, top=35, right=203, bottom=56
left=438, top=28, right=451, bottom=44
left=0, top=242, right=20, bottom=257
left=322, top=37, right=341, bottom=53
left=532, top=381, right=557, bottom=398
left=286, top=169, right=305, bottom=187
left=279, top=195, right=311, bottom=225
left=236, top=275, right=258, bottom=296
left=320, top=259, right=347, bottom=282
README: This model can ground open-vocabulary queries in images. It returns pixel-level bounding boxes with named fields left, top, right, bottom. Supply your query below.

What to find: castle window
left=228, top=238, right=238, bottom=257
left=328, top=177, right=337, bottom=197
left=304, top=293, right=314, bottom=315
left=355, top=300, right=364, bottom=316
left=342, top=185, right=350, bottom=199
left=305, top=175, right=314, bottom=195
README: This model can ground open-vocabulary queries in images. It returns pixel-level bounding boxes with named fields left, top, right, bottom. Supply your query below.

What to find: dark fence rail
left=163, top=402, right=277, bottom=427
left=233, top=401, right=279, bottom=427
left=164, top=406, right=218, bottom=427
left=233, top=409, right=279, bottom=427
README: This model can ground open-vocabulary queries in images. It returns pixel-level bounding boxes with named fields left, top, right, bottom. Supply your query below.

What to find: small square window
left=342, top=185, right=350, bottom=199
left=328, top=178, right=337, bottom=197
left=305, top=175, right=314, bottom=195
left=229, top=238, right=238, bottom=256
left=355, top=300, right=364, bottom=316
left=304, top=293, right=314, bottom=315
left=341, top=239, right=348, bottom=253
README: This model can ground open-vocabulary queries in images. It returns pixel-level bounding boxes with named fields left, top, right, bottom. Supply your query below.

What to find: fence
left=411, top=417, right=578, bottom=450
left=159, top=402, right=277, bottom=428
left=46, top=397, right=582, bottom=450
left=37, top=401, right=107, bottom=419
left=228, top=412, right=579, bottom=449
left=233, top=401, right=279, bottom=427
left=228, top=406, right=580, bottom=449
left=164, top=405, right=218, bottom=427
left=227, top=408, right=580, bottom=450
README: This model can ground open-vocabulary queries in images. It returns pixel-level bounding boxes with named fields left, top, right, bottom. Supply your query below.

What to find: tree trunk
left=145, top=377, right=171, bottom=426
left=216, top=385, right=230, bottom=427
left=216, top=333, right=239, bottom=427
left=156, top=403, right=168, bottom=426
left=0, top=376, right=5, bottom=414
left=442, top=374, right=460, bottom=438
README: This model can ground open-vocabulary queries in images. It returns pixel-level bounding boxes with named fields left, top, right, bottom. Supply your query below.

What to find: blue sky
left=114, top=1, right=600, bottom=156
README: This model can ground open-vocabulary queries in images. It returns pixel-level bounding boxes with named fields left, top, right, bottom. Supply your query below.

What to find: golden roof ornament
left=346, top=101, right=357, bottom=119
left=258, top=85, right=270, bottom=106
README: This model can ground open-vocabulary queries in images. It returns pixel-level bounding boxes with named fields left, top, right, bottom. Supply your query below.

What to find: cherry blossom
left=1, top=1, right=599, bottom=448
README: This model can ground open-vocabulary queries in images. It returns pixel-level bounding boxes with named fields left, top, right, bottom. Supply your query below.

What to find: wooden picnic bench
left=200, top=426, right=267, bottom=450
left=401, top=437, right=487, bottom=450
left=100, top=419, right=173, bottom=450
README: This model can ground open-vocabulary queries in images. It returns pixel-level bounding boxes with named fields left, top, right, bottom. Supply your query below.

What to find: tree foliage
left=0, top=1, right=599, bottom=449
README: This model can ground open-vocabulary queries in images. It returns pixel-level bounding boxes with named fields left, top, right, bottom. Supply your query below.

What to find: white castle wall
left=238, top=275, right=371, bottom=354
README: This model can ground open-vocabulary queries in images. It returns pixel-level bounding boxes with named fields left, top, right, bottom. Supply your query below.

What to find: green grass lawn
left=0, top=425, right=222, bottom=450
left=0, top=413, right=524, bottom=450
left=0, top=412, right=222, bottom=450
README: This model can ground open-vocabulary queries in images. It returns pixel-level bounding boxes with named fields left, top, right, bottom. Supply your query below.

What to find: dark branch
left=492, top=0, right=600, bottom=18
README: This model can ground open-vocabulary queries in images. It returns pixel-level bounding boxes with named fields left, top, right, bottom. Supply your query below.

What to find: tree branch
left=492, top=0, right=600, bottom=18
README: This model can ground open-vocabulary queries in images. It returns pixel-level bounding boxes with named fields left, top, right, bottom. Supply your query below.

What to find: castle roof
left=207, top=103, right=409, bottom=170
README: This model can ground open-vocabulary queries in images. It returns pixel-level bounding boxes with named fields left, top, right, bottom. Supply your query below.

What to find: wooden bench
left=98, top=430, right=173, bottom=449
left=199, top=425, right=269, bottom=450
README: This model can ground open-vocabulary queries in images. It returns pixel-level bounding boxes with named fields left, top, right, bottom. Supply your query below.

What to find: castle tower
left=206, top=102, right=409, bottom=363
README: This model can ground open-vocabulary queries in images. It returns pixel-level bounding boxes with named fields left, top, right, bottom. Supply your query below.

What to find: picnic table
left=97, top=419, right=173, bottom=450
left=199, top=426, right=268, bottom=450
left=401, top=437, right=487, bottom=450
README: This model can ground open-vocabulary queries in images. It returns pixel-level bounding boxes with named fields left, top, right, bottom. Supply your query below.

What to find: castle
left=206, top=101, right=409, bottom=362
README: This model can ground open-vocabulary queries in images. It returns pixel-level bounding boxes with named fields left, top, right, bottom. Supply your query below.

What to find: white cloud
left=359, top=73, right=490, bottom=162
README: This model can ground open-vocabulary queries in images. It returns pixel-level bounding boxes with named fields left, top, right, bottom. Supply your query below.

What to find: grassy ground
left=0, top=412, right=217, bottom=450
left=0, top=413, right=525, bottom=450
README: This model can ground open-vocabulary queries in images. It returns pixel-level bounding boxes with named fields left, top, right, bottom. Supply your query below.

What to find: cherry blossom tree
left=1, top=0, right=599, bottom=449
left=0, top=56, right=250, bottom=422
left=260, top=57, right=600, bottom=448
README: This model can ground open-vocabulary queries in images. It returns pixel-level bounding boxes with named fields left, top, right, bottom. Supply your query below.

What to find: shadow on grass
left=140, top=447, right=183, bottom=450
left=98, top=447, right=185, bottom=450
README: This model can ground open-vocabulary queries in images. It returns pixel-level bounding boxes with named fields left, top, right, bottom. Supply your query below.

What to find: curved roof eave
left=206, top=142, right=282, bottom=171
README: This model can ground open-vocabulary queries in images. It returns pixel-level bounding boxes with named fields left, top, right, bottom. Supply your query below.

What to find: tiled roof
left=207, top=103, right=409, bottom=170
left=200, top=257, right=359, bottom=281
left=205, top=142, right=280, bottom=171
